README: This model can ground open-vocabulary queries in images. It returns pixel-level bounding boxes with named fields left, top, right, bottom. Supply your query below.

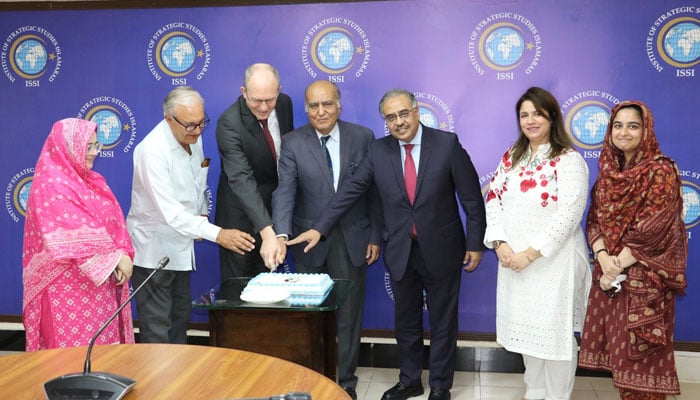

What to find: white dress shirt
left=126, top=119, right=221, bottom=271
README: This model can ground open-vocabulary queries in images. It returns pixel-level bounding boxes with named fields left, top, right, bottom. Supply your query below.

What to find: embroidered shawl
left=586, top=101, right=687, bottom=357
left=22, top=118, right=134, bottom=345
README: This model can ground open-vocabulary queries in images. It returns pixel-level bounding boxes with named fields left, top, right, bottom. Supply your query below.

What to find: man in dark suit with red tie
left=215, top=63, right=294, bottom=277
left=288, top=89, right=486, bottom=400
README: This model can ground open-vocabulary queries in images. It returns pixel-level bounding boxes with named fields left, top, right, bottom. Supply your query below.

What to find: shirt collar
left=315, top=122, right=340, bottom=142
left=162, top=119, right=193, bottom=155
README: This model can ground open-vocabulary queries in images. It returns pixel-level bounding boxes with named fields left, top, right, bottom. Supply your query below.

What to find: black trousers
left=294, top=228, right=367, bottom=389
left=132, top=266, right=191, bottom=344
left=391, top=239, right=461, bottom=390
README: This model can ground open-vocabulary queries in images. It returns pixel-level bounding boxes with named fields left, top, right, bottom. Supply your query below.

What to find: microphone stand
left=43, top=256, right=169, bottom=400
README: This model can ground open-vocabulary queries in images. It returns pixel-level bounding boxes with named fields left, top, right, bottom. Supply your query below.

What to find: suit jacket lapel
left=275, top=96, right=292, bottom=134
left=304, top=126, right=335, bottom=191
left=240, top=98, right=259, bottom=134
left=388, top=138, right=412, bottom=205
left=338, top=121, right=351, bottom=186
left=240, top=98, right=274, bottom=163
left=415, top=125, right=432, bottom=202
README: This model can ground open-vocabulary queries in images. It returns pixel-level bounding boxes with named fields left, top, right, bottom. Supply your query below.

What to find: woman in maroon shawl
left=22, top=118, right=135, bottom=351
left=579, top=101, right=687, bottom=399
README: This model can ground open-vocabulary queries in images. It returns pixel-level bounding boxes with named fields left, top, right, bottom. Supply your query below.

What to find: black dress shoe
left=381, top=382, right=424, bottom=400
left=341, top=386, right=357, bottom=400
left=428, top=388, right=451, bottom=400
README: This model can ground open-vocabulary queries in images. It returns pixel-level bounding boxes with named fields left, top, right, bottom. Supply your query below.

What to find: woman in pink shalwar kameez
left=22, top=118, right=135, bottom=351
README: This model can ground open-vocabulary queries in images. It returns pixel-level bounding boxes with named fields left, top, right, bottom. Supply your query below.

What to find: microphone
left=43, top=256, right=170, bottom=400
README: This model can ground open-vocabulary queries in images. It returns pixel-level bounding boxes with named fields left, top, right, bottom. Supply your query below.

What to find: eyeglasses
left=87, top=141, right=103, bottom=153
left=172, top=114, right=210, bottom=132
left=246, top=95, right=278, bottom=107
left=384, top=108, right=416, bottom=124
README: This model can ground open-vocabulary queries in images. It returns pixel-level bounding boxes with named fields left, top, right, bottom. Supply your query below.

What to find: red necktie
left=403, top=144, right=417, bottom=236
left=259, top=119, right=276, bottom=163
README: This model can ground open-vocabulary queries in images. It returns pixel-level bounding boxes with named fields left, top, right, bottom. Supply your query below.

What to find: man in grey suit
left=215, top=63, right=294, bottom=276
left=272, top=80, right=381, bottom=400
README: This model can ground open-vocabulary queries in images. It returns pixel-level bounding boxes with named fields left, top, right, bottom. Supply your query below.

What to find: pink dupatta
left=22, top=118, right=134, bottom=350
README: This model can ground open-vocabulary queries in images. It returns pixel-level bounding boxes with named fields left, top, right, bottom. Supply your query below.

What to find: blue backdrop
left=1, top=0, right=699, bottom=340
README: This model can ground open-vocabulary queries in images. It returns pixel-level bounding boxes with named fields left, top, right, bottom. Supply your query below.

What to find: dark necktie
left=321, top=135, right=334, bottom=188
left=403, top=144, right=417, bottom=236
left=259, top=119, right=276, bottom=163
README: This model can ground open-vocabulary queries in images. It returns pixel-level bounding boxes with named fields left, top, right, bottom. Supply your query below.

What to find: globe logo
left=571, top=106, right=609, bottom=146
left=17, top=181, right=32, bottom=216
left=317, top=32, right=353, bottom=70
left=302, top=19, right=370, bottom=79
left=484, top=27, right=524, bottom=67
left=682, top=185, right=700, bottom=227
left=419, top=108, right=438, bottom=129
left=161, top=36, right=195, bottom=73
left=663, top=22, right=700, bottom=64
left=90, top=110, right=122, bottom=146
left=14, top=38, right=48, bottom=76
left=147, top=24, right=211, bottom=82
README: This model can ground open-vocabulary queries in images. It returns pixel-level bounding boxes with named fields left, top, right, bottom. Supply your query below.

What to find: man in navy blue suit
left=288, top=88, right=486, bottom=400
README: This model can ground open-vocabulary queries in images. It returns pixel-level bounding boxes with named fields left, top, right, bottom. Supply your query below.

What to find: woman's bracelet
left=594, top=248, right=608, bottom=260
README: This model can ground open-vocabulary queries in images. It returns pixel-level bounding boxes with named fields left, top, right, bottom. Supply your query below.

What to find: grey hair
left=163, top=86, right=204, bottom=116
left=378, top=89, right=417, bottom=116
left=243, top=63, right=280, bottom=90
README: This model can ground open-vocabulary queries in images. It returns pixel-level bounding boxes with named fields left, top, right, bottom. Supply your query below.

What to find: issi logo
left=146, top=22, right=211, bottom=85
left=5, top=168, right=34, bottom=222
left=77, top=96, right=138, bottom=157
left=467, top=12, right=542, bottom=80
left=1, top=25, right=62, bottom=86
left=301, top=17, right=371, bottom=83
left=680, top=177, right=700, bottom=234
left=560, top=90, right=620, bottom=159
left=646, top=7, right=700, bottom=77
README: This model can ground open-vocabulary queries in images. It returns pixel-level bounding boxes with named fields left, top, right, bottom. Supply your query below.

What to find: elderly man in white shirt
left=127, top=86, right=254, bottom=344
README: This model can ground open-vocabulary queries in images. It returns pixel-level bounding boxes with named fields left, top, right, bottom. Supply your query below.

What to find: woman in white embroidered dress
left=22, top=118, right=134, bottom=351
left=484, top=87, right=591, bottom=400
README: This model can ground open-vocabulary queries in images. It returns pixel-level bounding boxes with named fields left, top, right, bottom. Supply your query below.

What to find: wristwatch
left=493, top=240, right=506, bottom=250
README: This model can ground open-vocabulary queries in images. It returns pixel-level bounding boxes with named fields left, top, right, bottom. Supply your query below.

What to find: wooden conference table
left=0, top=343, right=350, bottom=399
left=193, top=278, right=352, bottom=381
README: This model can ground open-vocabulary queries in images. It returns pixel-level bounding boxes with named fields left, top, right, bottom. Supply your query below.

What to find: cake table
left=193, top=277, right=353, bottom=381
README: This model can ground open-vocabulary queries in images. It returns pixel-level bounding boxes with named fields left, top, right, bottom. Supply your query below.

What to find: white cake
left=244, top=272, right=334, bottom=306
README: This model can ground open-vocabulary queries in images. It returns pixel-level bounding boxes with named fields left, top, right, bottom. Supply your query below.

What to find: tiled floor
left=355, top=367, right=700, bottom=400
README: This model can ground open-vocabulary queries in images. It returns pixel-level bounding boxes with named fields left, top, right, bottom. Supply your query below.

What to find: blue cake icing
left=245, top=272, right=334, bottom=306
